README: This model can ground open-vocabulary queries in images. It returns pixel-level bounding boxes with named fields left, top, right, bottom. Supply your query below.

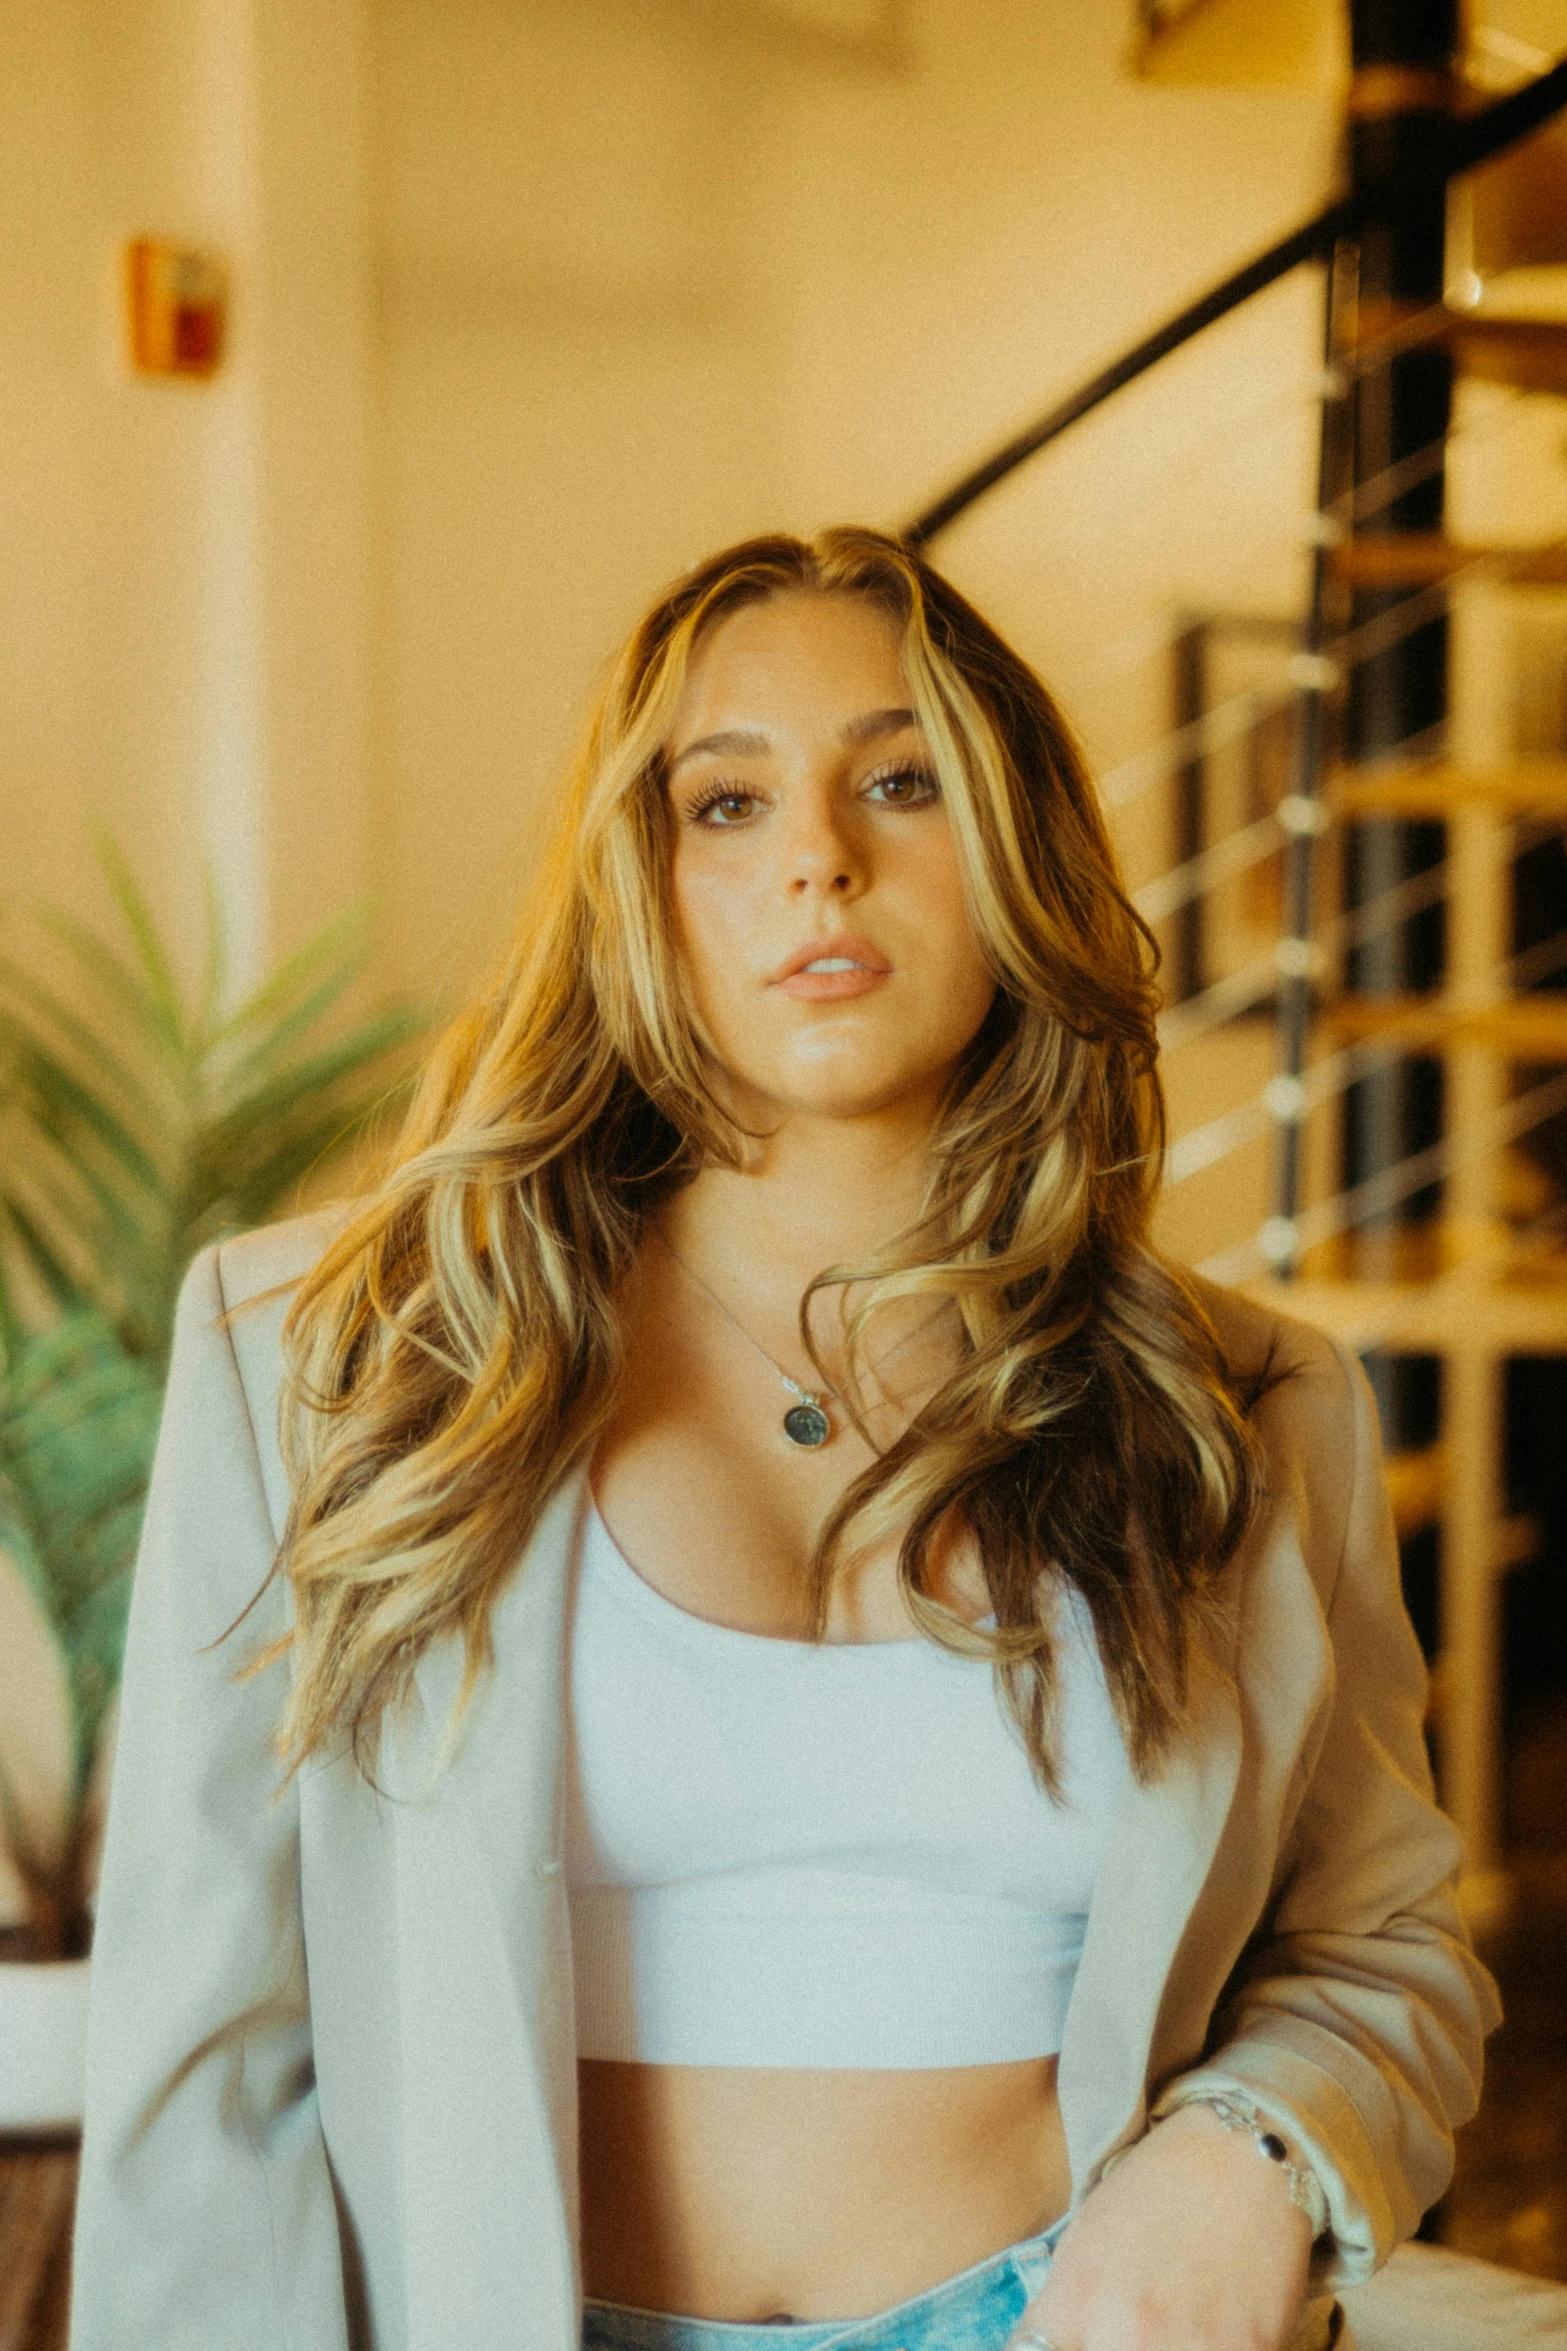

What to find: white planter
left=0, top=1956, right=90, bottom=2130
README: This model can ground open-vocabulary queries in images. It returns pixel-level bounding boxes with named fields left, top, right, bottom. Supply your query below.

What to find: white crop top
left=565, top=1503, right=1127, bottom=2068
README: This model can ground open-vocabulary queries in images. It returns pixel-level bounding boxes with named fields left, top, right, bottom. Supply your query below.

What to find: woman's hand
left=1005, top=2104, right=1315, bottom=2351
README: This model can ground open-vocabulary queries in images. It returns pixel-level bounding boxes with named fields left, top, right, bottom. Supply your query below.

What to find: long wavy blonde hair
left=271, top=527, right=1265, bottom=1789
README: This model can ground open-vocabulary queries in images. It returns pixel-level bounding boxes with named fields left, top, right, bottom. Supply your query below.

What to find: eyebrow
left=668, top=706, right=921, bottom=774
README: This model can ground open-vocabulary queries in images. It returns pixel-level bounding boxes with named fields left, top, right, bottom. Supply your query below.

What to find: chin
left=761, top=1061, right=947, bottom=1123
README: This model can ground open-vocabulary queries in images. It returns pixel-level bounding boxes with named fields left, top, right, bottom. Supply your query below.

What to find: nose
left=783, top=788, right=865, bottom=900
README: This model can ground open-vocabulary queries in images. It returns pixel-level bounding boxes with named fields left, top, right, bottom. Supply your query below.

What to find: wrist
left=1154, top=2094, right=1330, bottom=2245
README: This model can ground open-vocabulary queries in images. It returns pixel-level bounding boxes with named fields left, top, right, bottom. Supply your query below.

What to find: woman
left=72, top=529, right=1498, bottom=2351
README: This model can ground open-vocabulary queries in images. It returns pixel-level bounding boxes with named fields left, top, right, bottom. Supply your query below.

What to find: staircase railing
left=900, top=46, right=1567, bottom=1889
left=904, top=56, right=1567, bottom=546
left=903, top=51, right=1567, bottom=1292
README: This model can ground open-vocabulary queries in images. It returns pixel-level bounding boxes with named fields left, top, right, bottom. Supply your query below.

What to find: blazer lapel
left=387, top=1470, right=589, bottom=2351
left=1057, top=1482, right=1339, bottom=2206
left=1056, top=1635, right=1243, bottom=2199
left=369, top=1470, right=1313, bottom=2339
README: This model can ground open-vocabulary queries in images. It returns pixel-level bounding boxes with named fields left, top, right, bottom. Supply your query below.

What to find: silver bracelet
left=1172, top=2093, right=1331, bottom=2241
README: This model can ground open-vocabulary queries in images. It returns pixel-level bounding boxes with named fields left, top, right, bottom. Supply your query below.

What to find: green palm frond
left=93, top=828, right=188, bottom=1054
left=210, top=907, right=371, bottom=1059
left=0, top=839, right=424, bottom=1366
left=35, top=911, right=184, bottom=1066
left=0, top=1312, right=164, bottom=1794
left=0, top=951, right=169, bottom=1131
left=0, top=835, right=427, bottom=1943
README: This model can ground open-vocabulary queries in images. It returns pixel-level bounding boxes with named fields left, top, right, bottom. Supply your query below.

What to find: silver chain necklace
left=654, top=1230, right=946, bottom=1451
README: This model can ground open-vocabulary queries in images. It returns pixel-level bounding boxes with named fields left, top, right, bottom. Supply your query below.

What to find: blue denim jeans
left=580, top=2219, right=1066, bottom=2351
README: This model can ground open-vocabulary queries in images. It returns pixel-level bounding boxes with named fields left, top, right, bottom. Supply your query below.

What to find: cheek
left=922, top=913, right=997, bottom=1064
left=936, top=947, right=998, bottom=1055
left=670, top=858, right=752, bottom=1028
left=905, top=844, right=991, bottom=1003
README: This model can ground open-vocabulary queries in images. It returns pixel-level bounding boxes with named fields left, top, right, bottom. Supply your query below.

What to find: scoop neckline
left=583, top=1496, right=997, bottom=1656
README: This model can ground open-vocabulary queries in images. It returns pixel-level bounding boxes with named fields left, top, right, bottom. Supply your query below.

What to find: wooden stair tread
left=1375, top=1452, right=1536, bottom=1557
left=1453, top=315, right=1567, bottom=393
left=0, top=2142, right=76, bottom=2351
left=1351, top=302, right=1567, bottom=393
left=1242, top=1260, right=1567, bottom=1351
left=1331, top=757, right=1567, bottom=818
left=1329, top=535, right=1567, bottom=589
left=1384, top=1443, right=1447, bottom=1541
left=1320, top=994, right=1567, bottom=1054
left=1290, top=1221, right=1567, bottom=1285
left=1280, top=1222, right=1567, bottom=1284
left=1297, top=1225, right=1464, bottom=1284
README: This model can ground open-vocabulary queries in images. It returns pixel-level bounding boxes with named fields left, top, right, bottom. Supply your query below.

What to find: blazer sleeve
left=1149, top=1337, right=1503, bottom=2290
left=70, top=1244, right=351, bottom=2350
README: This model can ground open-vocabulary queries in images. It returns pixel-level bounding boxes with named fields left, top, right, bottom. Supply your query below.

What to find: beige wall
left=369, top=0, right=1336, bottom=997
left=3, top=0, right=1337, bottom=1031
left=0, top=0, right=374, bottom=1000
left=368, top=0, right=796, bottom=1000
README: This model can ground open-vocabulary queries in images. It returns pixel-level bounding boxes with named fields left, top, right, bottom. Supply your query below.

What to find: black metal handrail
left=905, top=52, right=1567, bottom=547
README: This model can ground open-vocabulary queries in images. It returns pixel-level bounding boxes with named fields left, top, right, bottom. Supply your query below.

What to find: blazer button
left=533, top=1857, right=562, bottom=1878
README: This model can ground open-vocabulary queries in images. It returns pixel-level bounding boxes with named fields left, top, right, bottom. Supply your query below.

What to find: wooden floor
left=1443, top=1698, right=1567, bottom=2286
left=0, top=2140, right=73, bottom=2351
left=1446, top=1853, right=1567, bottom=2282
left=6, top=1704, right=1567, bottom=2346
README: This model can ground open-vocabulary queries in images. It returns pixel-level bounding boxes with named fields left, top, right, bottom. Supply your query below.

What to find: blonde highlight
left=268, top=527, right=1267, bottom=1790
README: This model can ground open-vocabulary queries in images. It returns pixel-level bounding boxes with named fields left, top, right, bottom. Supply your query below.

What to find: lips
left=771, top=933, right=892, bottom=1003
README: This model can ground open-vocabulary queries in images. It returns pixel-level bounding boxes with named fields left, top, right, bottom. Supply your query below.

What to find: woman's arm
left=1008, top=1332, right=1501, bottom=2350
left=70, top=1244, right=350, bottom=2351
left=1144, top=1336, right=1501, bottom=2281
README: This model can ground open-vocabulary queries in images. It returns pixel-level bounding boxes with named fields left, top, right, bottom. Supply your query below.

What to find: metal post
left=1340, top=0, right=1458, bottom=1284
left=1271, top=243, right=1356, bottom=1273
left=1444, top=1347, right=1505, bottom=1886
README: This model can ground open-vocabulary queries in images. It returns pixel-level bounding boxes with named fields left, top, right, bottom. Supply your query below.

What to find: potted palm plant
left=0, top=841, right=419, bottom=2126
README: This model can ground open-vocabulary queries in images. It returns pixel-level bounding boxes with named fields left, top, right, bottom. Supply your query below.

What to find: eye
left=684, top=782, right=761, bottom=827
left=862, top=761, right=940, bottom=808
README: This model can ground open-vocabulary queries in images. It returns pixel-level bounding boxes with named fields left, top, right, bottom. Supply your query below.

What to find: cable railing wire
left=893, top=53, right=1567, bottom=1295
left=1099, top=516, right=1565, bottom=826
left=1164, top=1040, right=1396, bottom=1185
left=1199, top=1065, right=1567, bottom=1287
left=1164, top=880, right=1567, bottom=1182
left=1157, top=857, right=1452, bottom=1052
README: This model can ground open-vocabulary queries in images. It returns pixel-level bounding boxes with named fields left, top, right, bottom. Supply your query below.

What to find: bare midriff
left=576, top=2055, right=1071, bottom=2322
left=580, top=1243, right=1072, bottom=2321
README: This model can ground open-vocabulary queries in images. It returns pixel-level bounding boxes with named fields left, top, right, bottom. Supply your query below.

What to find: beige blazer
left=70, top=1210, right=1501, bottom=2351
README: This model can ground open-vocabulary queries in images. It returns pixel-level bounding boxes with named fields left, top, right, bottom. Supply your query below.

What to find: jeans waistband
left=580, top=2216, right=1067, bottom=2351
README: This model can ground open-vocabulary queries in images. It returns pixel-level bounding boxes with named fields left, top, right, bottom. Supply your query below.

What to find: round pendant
left=783, top=1400, right=831, bottom=1448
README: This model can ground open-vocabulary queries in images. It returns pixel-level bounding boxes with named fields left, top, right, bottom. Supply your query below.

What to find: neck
left=658, top=1103, right=937, bottom=1309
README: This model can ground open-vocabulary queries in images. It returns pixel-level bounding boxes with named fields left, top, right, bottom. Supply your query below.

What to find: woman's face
left=664, top=591, right=997, bottom=1129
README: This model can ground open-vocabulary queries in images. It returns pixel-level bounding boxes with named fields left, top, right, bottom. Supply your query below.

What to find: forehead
left=670, top=592, right=909, bottom=752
